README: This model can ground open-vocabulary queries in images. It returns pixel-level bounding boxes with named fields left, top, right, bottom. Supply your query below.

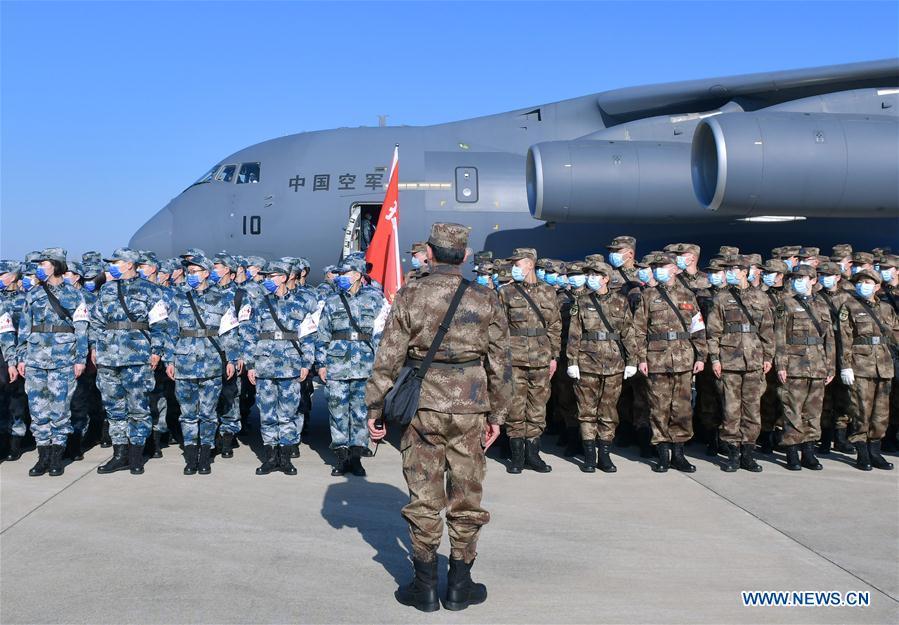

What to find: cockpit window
left=215, top=164, right=237, bottom=183
left=191, top=165, right=219, bottom=186
left=237, top=162, right=260, bottom=184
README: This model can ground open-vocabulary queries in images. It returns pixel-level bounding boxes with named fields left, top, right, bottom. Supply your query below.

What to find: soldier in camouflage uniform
left=877, top=255, right=899, bottom=451
left=605, top=235, right=639, bottom=293
left=245, top=260, right=316, bottom=475
left=237, top=255, right=267, bottom=421
left=551, top=260, right=582, bottom=454
left=838, top=268, right=898, bottom=470
left=473, top=261, right=494, bottom=290
left=15, top=248, right=90, bottom=477
left=706, top=255, right=775, bottom=472
left=366, top=222, right=512, bottom=613
left=92, top=248, right=173, bottom=475
left=61, top=261, right=93, bottom=459
left=774, top=265, right=835, bottom=471
left=1, top=260, right=30, bottom=461
left=633, top=252, right=708, bottom=473
left=406, top=242, right=430, bottom=282
left=759, top=258, right=789, bottom=453
left=316, top=256, right=386, bottom=476
left=697, top=255, right=727, bottom=456
left=315, top=265, right=339, bottom=302
left=499, top=247, right=562, bottom=474
left=567, top=260, right=637, bottom=472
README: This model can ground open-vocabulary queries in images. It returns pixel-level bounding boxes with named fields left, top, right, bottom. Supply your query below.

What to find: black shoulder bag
left=116, top=281, right=152, bottom=343
left=382, top=278, right=470, bottom=427
left=186, top=291, right=227, bottom=371
left=588, top=292, right=628, bottom=361
left=338, top=292, right=374, bottom=353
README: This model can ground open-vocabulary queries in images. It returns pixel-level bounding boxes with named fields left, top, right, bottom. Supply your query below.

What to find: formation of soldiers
left=1, top=237, right=898, bottom=479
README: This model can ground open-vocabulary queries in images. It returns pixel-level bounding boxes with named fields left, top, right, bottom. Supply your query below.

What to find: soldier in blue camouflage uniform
left=317, top=256, right=386, bottom=476
left=245, top=260, right=316, bottom=475
left=15, top=248, right=90, bottom=477
left=290, top=256, right=319, bottom=449
left=237, top=255, right=267, bottom=422
left=316, top=265, right=339, bottom=302
left=92, top=248, right=173, bottom=475
left=61, top=261, right=94, bottom=460
left=1, top=260, right=30, bottom=461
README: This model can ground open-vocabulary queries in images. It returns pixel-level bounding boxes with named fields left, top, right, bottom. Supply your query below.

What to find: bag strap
left=116, top=280, right=152, bottom=343
left=512, top=283, right=547, bottom=328
left=234, top=288, right=245, bottom=317
left=656, top=285, right=698, bottom=359
left=415, top=278, right=470, bottom=380
left=587, top=292, right=628, bottom=360
left=793, top=296, right=826, bottom=338
left=727, top=287, right=759, bottom=332
left=338, top=292, right=374, bottom=353
left=186, top=290, right=227, bottom=369
left=263, top=295, right=305, bottom=358
left=40, top=283, right=73, bottom=325
left=855, top=296, right=894, bottom=345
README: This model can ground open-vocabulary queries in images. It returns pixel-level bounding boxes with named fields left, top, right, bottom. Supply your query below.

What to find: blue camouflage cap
left=182, top=253, right=214, bottom=272
left=104, top=247, right=141, bottom=264
left=180, top=247, right=206, bottom=259
left=138, top=250, right=159, bottom=266
left=296, top=257, right=311, bottom=271
left=66, top=261, right=85, bottom=276
left=25, top=251, right=41, bottom=263
left=338, top=256, right=368, bottom=274
left=82, top=263, right=102, bottom=279
left=262, top=260, right=292, bottom=276
left=159, top=259, right=178, bottom=275
left=323, top=264, right=339, bottom=274
left=0, top=260, right=20, bottom=275
left=213, top=251, right=235, bottom=269
left=232, top=255, right=248, bottom=268
left=38, top=247, right=68, bottom=264
left=246, top=255, right=266, bottom=268
left=82, top=251, right=102, bottom=265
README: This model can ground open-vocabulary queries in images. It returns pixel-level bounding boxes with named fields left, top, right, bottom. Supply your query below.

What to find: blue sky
left=2, top=0, right=897, bottom=260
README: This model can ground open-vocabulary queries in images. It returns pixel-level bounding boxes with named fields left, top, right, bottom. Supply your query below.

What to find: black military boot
left=151, top=431, right=163, bottom=459
left=507, top=438, right=525, bottom=474
left=581, top=440, right=597, bottom=473
left=705, top=428, right=721, bottom=457
left=740, top=444, right=763, bottom=472
left=279, top=446, right=297, bottom=475
left=256, top=446, right=280, bottom=475
left=818, top=428, right=833, bottom=455
left=395, top=557, right=439, bottom=612
left=721, top=443, right=739, bottom=472
left=563, top=427, right=580, bottom=457
left=29, top=446, right=51, bottom=476
left=637, top=426, right=654, bottom=458
left=183, top=445, right=199, bottom=475
left=833, top=428, right=854, bottom=453
left=524, top=437, right=552, bottom=473
left=66, top=432, right=84, bottom=461
left=129, top=443, right=146, bottom=475
left=48, top=444, right=66, bottom=476
left=288, top=443, right=300, bottom=459
left=597, top=441, right=617, bottom=473
left=220, top=432, right=235, bottom=458
left=198, top=445, right=212, bottom=475
left=800, top=441, right=822, bottom=470
left=868, top=440, right=894, bottom=470
left=652, top=442, right=670, bottom=473
left=100, top=420, right=112, bottom=448
left=443, top=558, right=488, bottom=611
left=97, top=444, right=130, bottom=474
left=331, top=446, right=349, bottom=476
left=348, top=446, right=367, bottom=477
left=854, top=441, right=872, bottom=471
left=785, top=444, right=802, bottom=471
left=6, top=435, right=23, bottom=461
left=671, top=443, right=696, bottom=473
left=758, top=430, right=774, bottom=455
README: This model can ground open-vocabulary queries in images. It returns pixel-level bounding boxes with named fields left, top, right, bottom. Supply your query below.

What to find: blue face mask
left=586, top=275, right=602, bottom=291
left=476, top=275, right=490, bottom=287
left=676, top=256, right=689, bottom=271
left=263, top=278, right=279, bottom=293
left=653, top=267, right=670, bottom=283
left=725, top=269, right=741, bottom=286
left=608, top=252, right=624, bottom=268
left=335, top=275, right=354, bottom=291
left=708, top=272, right=723, bottom=287
left=748, top=268, right=757, bottom=282
left=511, top=266, right=526, bottom=282
left=851, top=265, right=862, bottom=275
left=821, top=275, right=837, bottom=289
left=792, top=278, right=809, bottom=295
left=784, top=259, right=795, bottom=271
left=35, top=266, right=50, bottom=282
left=108, top=265, right=122, bottom=280
left=880, top=269, right=894, bottom=283
left=763, top=273, right=778, bottom=287
left=557, top=275, right=569, bottom=287
left=22, top=277, right=35, bottom=291
left=569, top=275, right=586, bottom=289
left=839, top=262, right=848, bottom=273
left=84, top=281, right=96, bottom=292
left=137, top=269, right=147, bottom=280
left=536, top=268, right=546, bottom=281
left=492, top=275, right=500, bottom=288
left=410, top=257, right=421, bottom=269
left=63, top=276, right=73, bottom=286
left=545, top=273, right=558, bottom=286
left=186, top=274, right=203, bottom=289
left=637, top=268, right=652, bottom=283
left=208, top=269, right=221, bottom=285
left=856, top=282, right=876, bottom=298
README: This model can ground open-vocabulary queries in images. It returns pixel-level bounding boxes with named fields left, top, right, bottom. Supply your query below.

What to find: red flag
left=365, top=145, right=403, bottom=302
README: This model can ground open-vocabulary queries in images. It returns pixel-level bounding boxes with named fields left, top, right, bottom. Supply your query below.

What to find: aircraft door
left=342, top=202, right=382, bottom=258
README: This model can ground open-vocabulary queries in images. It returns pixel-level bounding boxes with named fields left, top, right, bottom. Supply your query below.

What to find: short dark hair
left=428, top=243, right=465, bottom=265
left=49, top=260, right=67, bottom=277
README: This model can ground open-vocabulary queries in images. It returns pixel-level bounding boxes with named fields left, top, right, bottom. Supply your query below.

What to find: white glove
left=624, top=365, right=637, bottom=380
left=840, top=368, right=855, bottom=386
left=566, top=365, right=580, bottom=380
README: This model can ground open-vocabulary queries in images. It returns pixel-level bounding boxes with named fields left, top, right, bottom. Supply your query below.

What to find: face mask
left=783, top=259, right=795, bottom=271
left=35, top=266, right=50, bottom=282
left=874, top=264, right=880, bottom=272
left=856, top=282, right=876, bottom=298
left=248, top=268, right=258, bottom=279
left=336, top=275, right=354, bottom=292
left=263, top=278, right=279, bottom=294
left=84, top=281, right=96, bottom=292
left=137, top=269, right=147, bottom=280
left=557, top=275, right=569, bottom=287
left=822, top=275, right=838, bottom=289
left=799, top=260, right=812, bottom=267
left=108, top=265, right=122, bottom=280
left=763, top=273, right=778, bottom=287
left=880, top=269, right=894, bottom=282
left=186, top=274, right=203, bottom=289
left=511, top=266, right=526, bottom=282
left=208, top=269, right=221, bottom=285
left=653, top=267, right=670, bottom=283
left=476, top=275, right=490, bottom=287
left=725, top=270, right=741, bottom=286
left=608, top=252, right=624, bottom=268
left=410, top=257, right=421, bottom=269
left=838, top=262, right=847, bottom=273
left=851, top=265, right=862, bottom=275
left=536, top=268, right=545, bottom=281
left=569, top=275, right=586, bottom=289
left=748, top=268, right=757, bottom=282
left=22, top=277, right=35, bottom=291
left=492, top=275, right=500, bottom=288
left=676, top=256, right=689, bottom=271
left=792, top=278, right=809, bottom=295
left=63, top=276, right=73, bottom=286
left=545, top=273, right=558, bottom=286
left=708, top=272, right=723, bottom=287
left=586, top=275, right=602, bottom=291
left=637, top=268, right=652, bottom=283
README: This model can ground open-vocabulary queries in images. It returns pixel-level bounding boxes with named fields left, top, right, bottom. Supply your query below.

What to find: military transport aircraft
left=130, top=58, right=899, bottom=271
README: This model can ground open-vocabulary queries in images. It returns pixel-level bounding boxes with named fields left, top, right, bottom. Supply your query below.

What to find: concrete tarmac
left=2, top=407, right=897, bottom=625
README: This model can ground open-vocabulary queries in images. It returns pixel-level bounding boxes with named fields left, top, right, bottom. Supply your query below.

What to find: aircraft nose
left=130, top=205, right=175, bottom=256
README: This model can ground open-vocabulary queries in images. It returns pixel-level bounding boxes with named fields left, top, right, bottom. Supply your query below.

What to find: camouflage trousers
left=718, top=369, right=765, bottom=445
left=326, top=379, right=369, bottom=449
left=25, top=366, right=77, bottom=446
left=257, top=377, right=302, bottom=446
left=1, top=372, right=29, bottom=437
left=97, top=364, right=155, bottom=445
left=550, top=362, right=579, bottom=429
left=778, top=377, right=825, bottom=446
left=401, top=410, right=488, bottom=564
left=176, top=377, right=221, bottom=446
left=149, top=364, right=171, bottom=433
left=760, top=369, right=782, bottom=433
left=647, top=371, right=694, bottom=444
left=506, top=365, right=552, bottom=439
left=821, top=381, right=851, bottom=430
left=847, top=377, right=892, bottom=443
left=575, top=372, right=623, bottom=442
left=216, top=373, right=241, bottom=435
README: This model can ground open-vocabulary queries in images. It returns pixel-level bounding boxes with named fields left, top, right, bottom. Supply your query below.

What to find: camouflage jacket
left=837, top=295, right=898, bottom=379
left=366, top=265, right=513, bottom=424
left=217, top=282, right=254, bottom=362
left=610, top=265, right=639, bottom=293
left=706, top=286, right=775, bottom=371
left=880, top=284, right=899, bottom=315
left=819, top=288, right=853, bottom=369
left=244, top=291, right=316, bottom=378
left=567, top=289, right=637, bottom=374
left=774, top=293, right=835, bottom=379
left=315, top=280, right=337, bottom=303
left=316, top=286, right=386, bottom=380
left=170, top=286, right=242, bottom=379
left=90, top=277, right=173, bottom=367
left=557, top=287, right=578, bottom=362
left=633, top=281, right=708, bottom=373
left=0, top=288, right=25, bottom=364
left=498, top=280, right=562, bottom=367
left=17, top=282, right=89, bottom=368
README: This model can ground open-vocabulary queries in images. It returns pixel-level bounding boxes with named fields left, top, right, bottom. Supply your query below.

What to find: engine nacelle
left=691, top=112, right=899, bottom=217
left=526, top=140, right=704, bottom=222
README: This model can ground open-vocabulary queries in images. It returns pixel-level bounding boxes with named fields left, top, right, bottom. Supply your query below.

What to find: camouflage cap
left=158, top=259, right=178, bottom=275
left=783, top=245, right=801, bottom=257
left=25, top=251, right=42, bottom=263
left=474, top=261, right=494, bottom=275
left=637, top=252, right=663, bottom=268
left=798, top=246, right=820, bottom=259
left=261, top=260, right=291, bottom=276
left=20, top=261, right=37, bottom=275
left=584, top=253, right=605, bottom=265
left=703, top=257, right=725, bottom=272
left=606, top=235, right=636, bottom=251
left=851, top=268, right=882, bottom=284
left=566, top=261, right=586, bottom=275
left=0, top=260, right=21, bottom=275
left=338, top=256, right=368, bottom=274
left=745, top=253, right=763, bottom=266
left=878, top=254, right=899, bottom=269
left=280, top=256, right=300, bottom=274
left=244, top=255, right=265, bottom=268
left=232, top=255, right=248, bottom=268
left=852, top=251, right=874, bottom=265
left=38, top=247, right=67, bottom=264
left=718, top=245, right=741, bottom=256
left=428, top=223, right=470, bottom=250
left=103, top=247, right=140, bottom=264
left=138, top=250, right=159, bottom=266
left=81, top=251, right=102, bottom=265
left=720, top=254, right=748, bottom=268
left=788, top=264, right=816, bottom=279
left=408, top=241, right=428, bottom=255
left=182, top=253, right=214, bottom=272
left=761, top=259, right=789, bottom=274
left=586, top=260, right=613, bottom=277
left=536, top=257, right=551, bottom=269
left=66, top=261, right=84, bottom=276
left=495, top=263, right=513, bottom=282
left=83, top=263, right=103, bottom=279
left=647, top=252, right=676, bottom=266
left=213, top=252, right=235, bottom=269
left=817, top=261, right=842, bottom=275
left=180, top=247, right=206, bottom=259
left=508, top=247, right=538, bottom=262
left=831, top=244, right=853, bottom=258
left=296, top=257, right=311, bottom=271
left=666, top=243, right=701, bottom=257
left=556, top=261, right=569, bottom=275
left=473, top=250, right=493, bottom=265
left=872, top=247, right=893, bottom=256
left=323, top=264, right=339, bottom=274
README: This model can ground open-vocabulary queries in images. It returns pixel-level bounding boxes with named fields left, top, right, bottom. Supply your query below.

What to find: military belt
left=724, top=323, right=757, bottom=334
left=259, top=331, right=300, bottom=340
left=405, top=357, right=481, bottom=370
left=648, top=331, right=690, bottom=341
left=332, top=331, right=372, bottom=341
left=32, top=324, right=74, bottom=334
left=788, top=336, right=824, bottom=345
left=107, top=321, right=150, bottom=331
left=180, top=327, right=220, bottom=338
left=853, top=336, right=884, bottom=346
left=584, top=331, right=621, bottom=341
left=510, top=328, right=547, bottom=337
